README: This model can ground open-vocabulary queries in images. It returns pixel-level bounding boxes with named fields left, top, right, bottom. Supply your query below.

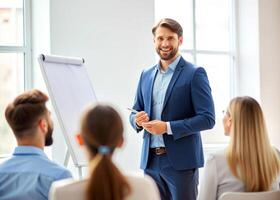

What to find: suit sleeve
left=129, top=71, right=144, bottom=133
left=170, top=67, right=215, bottom=140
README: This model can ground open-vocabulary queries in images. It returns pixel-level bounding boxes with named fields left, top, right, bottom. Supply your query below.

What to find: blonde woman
left=198, top=96, right=280, bottom=200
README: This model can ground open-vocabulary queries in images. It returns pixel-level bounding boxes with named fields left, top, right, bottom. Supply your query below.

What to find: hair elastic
left=98, top=145, right=111, bottom=155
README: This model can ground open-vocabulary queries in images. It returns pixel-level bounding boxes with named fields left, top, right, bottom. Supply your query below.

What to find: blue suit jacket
left=130, top=57, right=215, bottom=170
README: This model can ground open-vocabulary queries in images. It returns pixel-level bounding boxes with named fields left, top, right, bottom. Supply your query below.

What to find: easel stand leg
left=64, top=149, right=70, bottom=167
left=78, top=166, right=83, bottom=180
left=64, top=148, right=84, bottom=180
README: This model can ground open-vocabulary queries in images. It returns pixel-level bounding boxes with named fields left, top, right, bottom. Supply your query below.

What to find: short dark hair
left=5, top=89, right=49, bottom=138
left=152, top=18, right=183, bottom=37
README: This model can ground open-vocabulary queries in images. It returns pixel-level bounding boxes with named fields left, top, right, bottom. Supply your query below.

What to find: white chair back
left=219, top=190, right=280, bottom=200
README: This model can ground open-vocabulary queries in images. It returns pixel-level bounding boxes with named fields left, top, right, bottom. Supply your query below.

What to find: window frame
left=154, top=0, right=238, bottom=145
left=183, top=0, right=237, bottom=98
left=0, top=0, right=32, bottom=90
left=0, top=0, right=32, bottom=157
left=192, top=0, right=237, bottom=145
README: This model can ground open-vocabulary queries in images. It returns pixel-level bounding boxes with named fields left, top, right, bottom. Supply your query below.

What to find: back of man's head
left=5, top=89, right=49, bottom=140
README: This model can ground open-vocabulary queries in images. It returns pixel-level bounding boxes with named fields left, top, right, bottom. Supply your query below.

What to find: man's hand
left=142, top=120, right=167, bottom=135
left=135, top=111, right=149, bottom=127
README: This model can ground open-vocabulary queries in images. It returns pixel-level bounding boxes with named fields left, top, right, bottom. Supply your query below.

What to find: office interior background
left=0, top=0, right=280, bottom=178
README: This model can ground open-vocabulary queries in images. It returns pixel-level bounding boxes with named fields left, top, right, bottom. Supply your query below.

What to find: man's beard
left=45, top=126, right=53, bottom=146
left=156, top=46, right=179, bottom=61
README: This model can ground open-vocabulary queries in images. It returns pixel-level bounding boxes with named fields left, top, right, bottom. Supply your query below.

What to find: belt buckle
left=155, top=147, right=161, bottom=155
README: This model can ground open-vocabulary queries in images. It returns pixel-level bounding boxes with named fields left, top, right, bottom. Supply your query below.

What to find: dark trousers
left=144, top=152, right=198, bottom=200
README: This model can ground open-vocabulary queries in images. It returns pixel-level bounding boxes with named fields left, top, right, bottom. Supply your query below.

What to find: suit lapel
left=147, top=67, right=158, bottom=116
left=162, top=59, right=185, bottom=111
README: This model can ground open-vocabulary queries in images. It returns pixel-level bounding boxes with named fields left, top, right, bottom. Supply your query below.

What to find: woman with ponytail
left=198, top=96, right=280, bottom=200
left=50, top=104, right=160, bottom=200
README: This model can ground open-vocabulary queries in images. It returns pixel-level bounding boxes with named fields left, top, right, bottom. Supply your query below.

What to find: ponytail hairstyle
left=226, top=96, right=280, bottom=191
left=81, top=104, right=131, bottom=200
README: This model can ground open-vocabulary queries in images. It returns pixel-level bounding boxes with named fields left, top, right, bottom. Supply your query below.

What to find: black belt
left=150, top=147, right=167, bottom=155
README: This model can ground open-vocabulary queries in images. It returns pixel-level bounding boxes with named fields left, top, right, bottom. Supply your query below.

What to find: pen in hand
left=127, top=107, right=139, bottom=114
left=127, top=108, right=150, bottom=128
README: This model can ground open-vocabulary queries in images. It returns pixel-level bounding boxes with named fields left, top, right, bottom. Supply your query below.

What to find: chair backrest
left=219, top=190, right=280, bottom=200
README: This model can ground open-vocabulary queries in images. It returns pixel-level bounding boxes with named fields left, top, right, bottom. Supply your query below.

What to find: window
left=155, top=0, right=236, bottom=144
left=0, top=0, right=31, bottom=155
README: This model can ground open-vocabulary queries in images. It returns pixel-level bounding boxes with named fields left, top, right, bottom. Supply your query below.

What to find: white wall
left=49, top=0, right=154, bottom=173
left=236, top=0, right=280, bottom=149
left=236, top=0, right=260, bottom=99
left=31, top=0, right=53, bottom=158
left=31, top=0, right=50, bottom=89
left=259, top=0, right=280, bottom=148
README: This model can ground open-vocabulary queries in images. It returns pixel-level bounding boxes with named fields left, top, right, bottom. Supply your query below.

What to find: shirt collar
left=13, top=146, right=47, bottom=157
left=157, top=55, right=181, bottom=72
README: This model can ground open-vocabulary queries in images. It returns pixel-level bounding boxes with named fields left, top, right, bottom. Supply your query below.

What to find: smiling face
left=154, top=26, right=183, bottom=63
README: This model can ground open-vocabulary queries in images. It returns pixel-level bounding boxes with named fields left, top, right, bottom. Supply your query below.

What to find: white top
left=198, top=149, right=280, bottom=200
left=49, top=174, right=160, bottom=200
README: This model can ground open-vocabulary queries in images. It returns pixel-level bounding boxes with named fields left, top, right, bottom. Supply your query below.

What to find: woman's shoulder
left=49, top=178, right=86, bottom=200
left=126, top=173, right=153, bottom=182
left=204, top=149, right=229, bottom=174
left=274, top=147, right=280, bottom=157
left=51, top=178, right=86, bottom=189
left=206, top=149, right=227, bottom=163
left=125, top=173, right=161, bottom=200
left=125, top=173, right=158, bottom=190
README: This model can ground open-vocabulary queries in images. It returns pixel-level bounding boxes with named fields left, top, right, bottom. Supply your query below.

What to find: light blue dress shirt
left=150, top=55, right=181, bottom=148
left=0, top=146, right=72, bottom=200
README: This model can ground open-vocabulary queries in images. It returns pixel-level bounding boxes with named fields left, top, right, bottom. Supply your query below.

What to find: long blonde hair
left=226, top=96, right=280, bottom=192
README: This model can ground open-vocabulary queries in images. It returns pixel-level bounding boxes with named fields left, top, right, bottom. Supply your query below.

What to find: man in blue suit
left=129, top=18, right=215, bottom=200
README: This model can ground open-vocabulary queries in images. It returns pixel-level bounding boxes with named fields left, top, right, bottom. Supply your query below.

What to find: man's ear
left=179, top=36, right=183, bottom=45
left=38, top=118, right=48, bottom=133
